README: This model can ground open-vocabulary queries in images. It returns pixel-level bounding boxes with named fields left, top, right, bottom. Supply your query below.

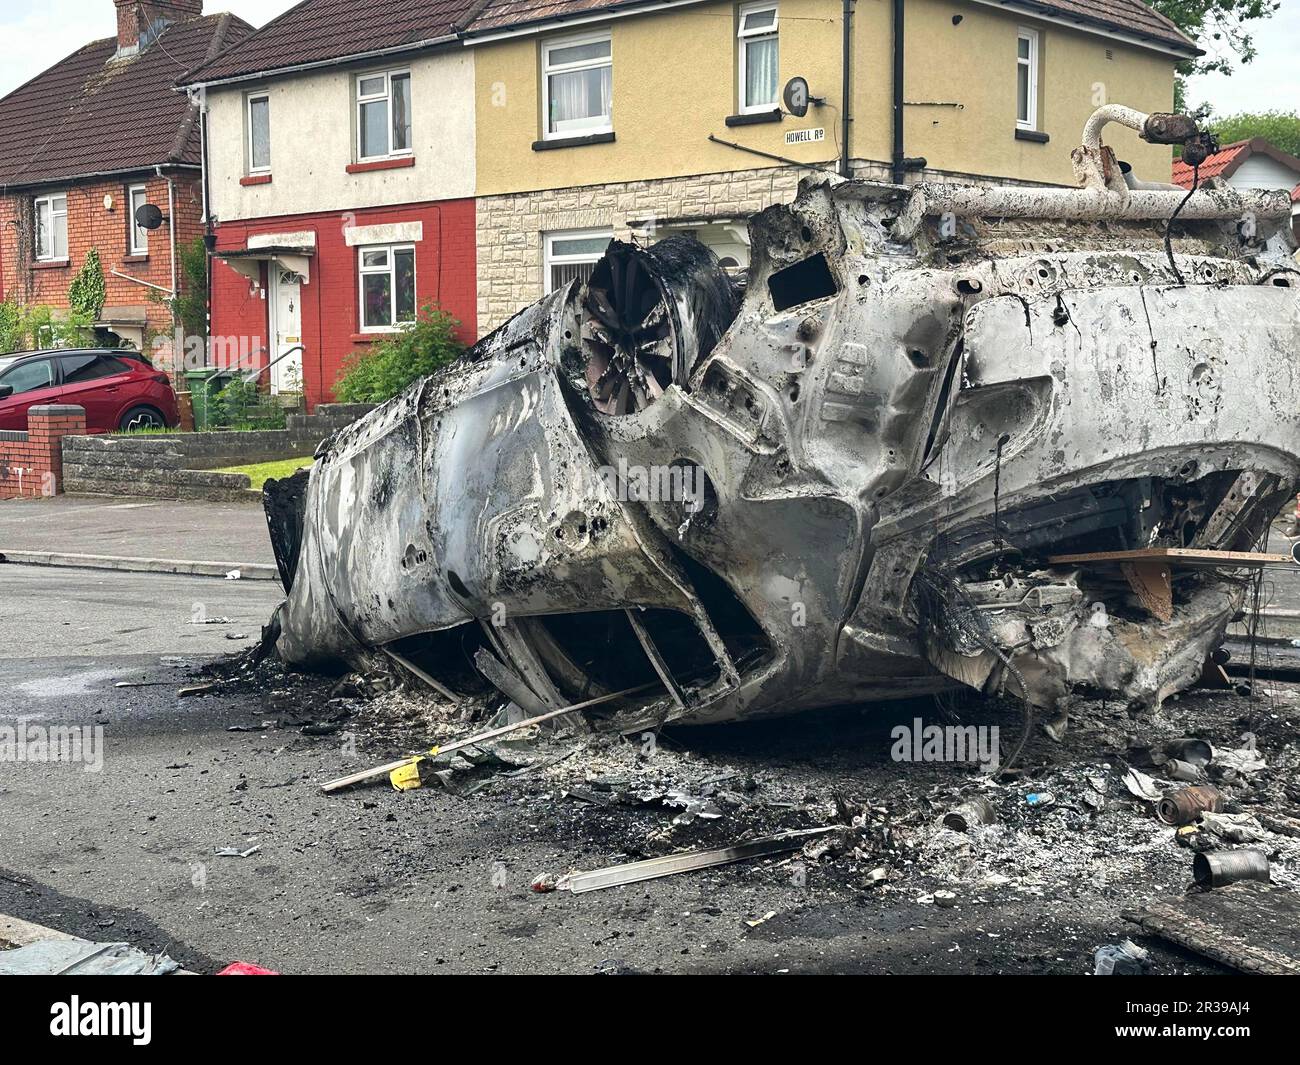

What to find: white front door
left=270, top=268, right=304, bottom=395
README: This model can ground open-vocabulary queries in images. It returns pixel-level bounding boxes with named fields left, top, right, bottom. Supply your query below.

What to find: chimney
left=114, top=1, right=203, bottom=55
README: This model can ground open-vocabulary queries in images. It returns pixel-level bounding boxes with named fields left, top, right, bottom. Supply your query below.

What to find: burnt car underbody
left=263, top=107, right=1300, bottom=741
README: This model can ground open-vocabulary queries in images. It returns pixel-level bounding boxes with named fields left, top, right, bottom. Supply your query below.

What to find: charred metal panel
left=268, top=107, right=1300, bottom=731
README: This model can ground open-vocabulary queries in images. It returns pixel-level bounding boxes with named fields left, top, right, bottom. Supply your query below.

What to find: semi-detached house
left=0, top=0, right=251, bottom=365
left=182, top=0, right=1197, bottom=407
left=181, top=0, right=479, bottom=409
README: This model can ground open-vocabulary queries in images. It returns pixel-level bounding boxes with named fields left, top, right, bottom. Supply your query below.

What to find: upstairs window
left=358, top=245, right=416, bottom=331
left=247, top=92, right=271, bottom=173
left=34, top=193, right=67, bottom=261
left=543, top=33, right=612, bottom=138
left=128, top=185, right=149, bottom=255
left=738, top=3, right=779, bottom=113
left=1017, top=29, right=1039, bottom=130
left=357, top=71, right=412, bottom=160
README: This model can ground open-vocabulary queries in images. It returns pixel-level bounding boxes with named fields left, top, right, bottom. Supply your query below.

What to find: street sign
left=784, top=127, right=825, bottom=145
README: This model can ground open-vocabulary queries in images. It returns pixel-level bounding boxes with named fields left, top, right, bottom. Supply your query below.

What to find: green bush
left=0, top=302, right=94, bottom=353
left=208, top=375, right=286, bottom=431
left=0, top=302, right=19, bottom=353
left=209, top=377, right=259, bottom=428
left=334, top=303, right=464, bottom=404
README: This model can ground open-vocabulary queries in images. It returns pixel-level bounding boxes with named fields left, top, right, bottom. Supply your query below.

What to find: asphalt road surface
left=1, top=562, right=1263, bottom=975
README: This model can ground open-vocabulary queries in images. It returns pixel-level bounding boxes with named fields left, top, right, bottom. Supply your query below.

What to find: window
left=34, top=193, right=67, bottom=261
left=356, top=71, right=412, bottom=160
left=544, top=229, right=612, bottom=293
left=247, top=93, right=271, bottom=173
left=1017, top=29, right=1039, bottom=130
left=0, top=357, right=55, bottom=396
left=128, top=185, right=149, bottom=255
left=358, top=245, right=416, bottom=331
left=543, top=33, right=612, bottom=138
left=58, top=353, right=132, bottom=384
left=738, top=3, right=779, bottom=113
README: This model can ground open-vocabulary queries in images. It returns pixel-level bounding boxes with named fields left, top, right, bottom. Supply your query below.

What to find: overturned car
left=264, top=106, right=1300, bottom=736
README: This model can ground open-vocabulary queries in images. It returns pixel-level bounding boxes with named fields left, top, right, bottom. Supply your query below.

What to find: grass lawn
left=214, top=456, right=314, bottom=491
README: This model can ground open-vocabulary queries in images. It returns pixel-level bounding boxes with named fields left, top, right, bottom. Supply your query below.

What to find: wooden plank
left=1049, top=547, right=1292, bottom=567
left=319, top=680, right=663, bottom=793
left=1123, top=882, right=1300, bottom=975
left=1120, top=560, right=1173, bottom=621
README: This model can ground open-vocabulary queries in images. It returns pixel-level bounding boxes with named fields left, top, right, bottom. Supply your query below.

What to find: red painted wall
left=211, top=198, right=476, bottom=411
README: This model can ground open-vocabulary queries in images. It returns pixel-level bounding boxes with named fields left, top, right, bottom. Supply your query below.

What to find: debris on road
left=1124, top=882, right=1300, bottom=975
left=1156, top=785, right=1224, bottom=826
left=1093, top=939, right=1149, bottom=975
left=213, top=844, right=261, bottom=858
left=551, top=827, right=837, bottom=893
left=1192, top=848, right=1270, bottom=888
left=0, top=939, right=179, bottom=976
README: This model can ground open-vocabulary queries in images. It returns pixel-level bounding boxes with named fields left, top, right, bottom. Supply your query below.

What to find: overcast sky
left=0, top=0, right=299, bottom=97
left=0, top=0, right=1295, bottom=115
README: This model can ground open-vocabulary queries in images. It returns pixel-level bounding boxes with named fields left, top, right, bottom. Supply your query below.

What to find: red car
left=0, top=349, right=180, bottom=433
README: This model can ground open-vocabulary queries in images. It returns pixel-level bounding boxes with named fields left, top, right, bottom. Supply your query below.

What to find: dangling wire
left=1165, top=160, right=1198, bottom=286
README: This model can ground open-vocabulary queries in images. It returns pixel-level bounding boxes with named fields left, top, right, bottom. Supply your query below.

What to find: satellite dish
left=783, top=76, right=810, bottom=118
left=134, top=203, right=164, bottom=231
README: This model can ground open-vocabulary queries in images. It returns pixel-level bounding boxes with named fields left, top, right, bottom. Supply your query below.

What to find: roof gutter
left=0, top=164, right=199, bottom=195
left=180, top=33, right=458, bottom=90
left=963, top=0, right=1201, bottom=60
left=458, top=0, right=712, bottom=43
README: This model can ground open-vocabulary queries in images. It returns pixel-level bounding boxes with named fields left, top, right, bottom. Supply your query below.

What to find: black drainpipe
left=841, top=0, right=854, bottom=178
left=891, top=0, right=905, bottom=184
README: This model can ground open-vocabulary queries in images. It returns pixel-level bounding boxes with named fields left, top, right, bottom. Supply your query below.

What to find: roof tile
left=184, top=0, right=480, bottom=84
left=0, top=14, right=252, bottom=189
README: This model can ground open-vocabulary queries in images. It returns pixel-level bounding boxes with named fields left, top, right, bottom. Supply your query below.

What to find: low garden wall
left=61, top=403, right=375, bottom=502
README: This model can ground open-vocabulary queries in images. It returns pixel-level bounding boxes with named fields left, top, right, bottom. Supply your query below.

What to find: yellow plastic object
left=388, top=746, right=441, bottom=791
left=390, top=758, right=425, bottom=791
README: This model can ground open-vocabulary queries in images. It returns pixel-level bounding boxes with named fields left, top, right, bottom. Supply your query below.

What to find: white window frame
left=543, top=228, right=612, bottom=294
left=357, top=244, right=417, bottom=333
left=541, top=31, right=613, bottom=140
left=738, top=2, right=779, bottom=114
left=1017, top=28, right=1039, bottom=131
left=128, top=184, right=149, bottom=256
left=355, top=70, right=413, bottom=162
left=246, top=92, right=271, bottom=174
left=33, top=192, right=68, bottom=262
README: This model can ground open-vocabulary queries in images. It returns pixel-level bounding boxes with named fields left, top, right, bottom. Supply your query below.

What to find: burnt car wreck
left=264, top=105, right=1300, bottom=742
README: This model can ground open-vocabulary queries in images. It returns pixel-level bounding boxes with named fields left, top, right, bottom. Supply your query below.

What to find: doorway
left=269, top=267, right=305, bottom=395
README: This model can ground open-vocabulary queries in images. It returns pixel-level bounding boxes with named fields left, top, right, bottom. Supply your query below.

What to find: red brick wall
left=0, top=405, right=86, bottom=499
left=0, top=172, right=205, bottom=370
left=211, top=198, right=476, bottom=411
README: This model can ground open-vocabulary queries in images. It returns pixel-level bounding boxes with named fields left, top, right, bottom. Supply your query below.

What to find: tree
left=1150, top=1, right=1281, bottom=111
left=1208, top=111, right=1300, bottom=156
